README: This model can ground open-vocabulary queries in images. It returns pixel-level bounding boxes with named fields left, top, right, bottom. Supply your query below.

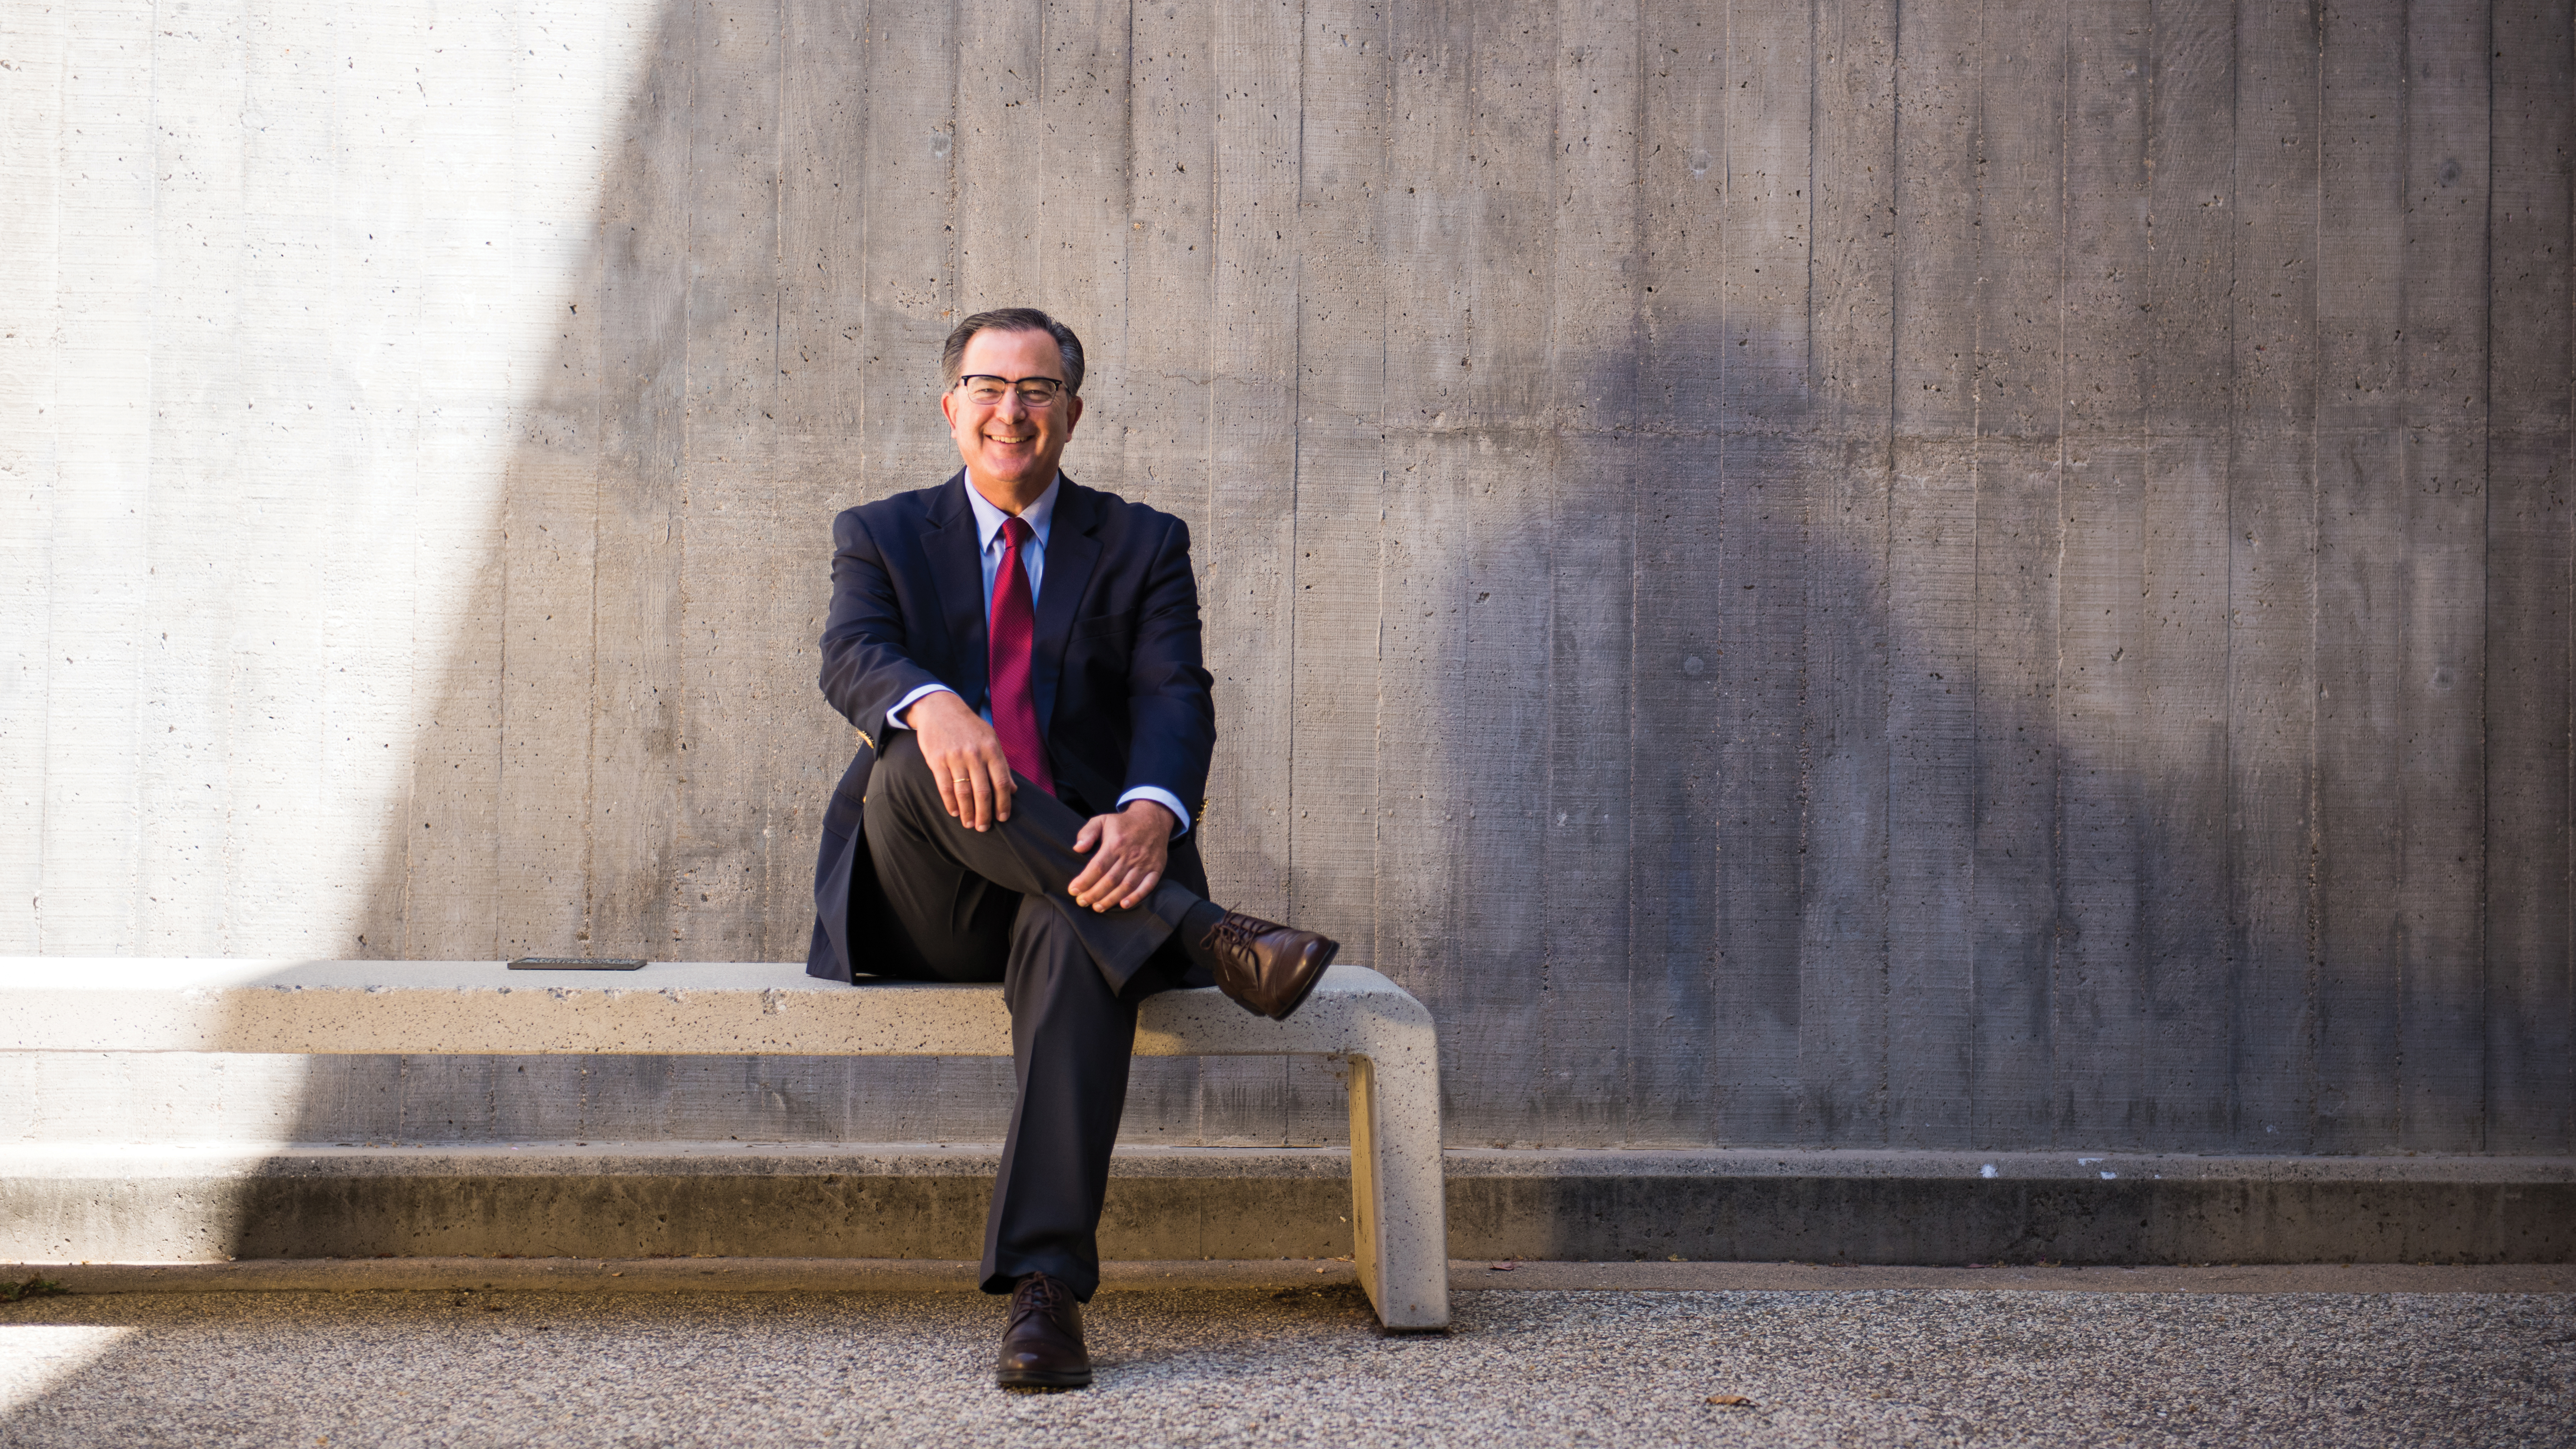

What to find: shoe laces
left=1011, top=1272, right=1068, bottom=1319
left=1205, top=911, right=1260, bottom=956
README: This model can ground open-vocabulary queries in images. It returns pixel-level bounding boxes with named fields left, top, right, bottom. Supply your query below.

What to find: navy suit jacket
left=805, top=471, right=1217, bottom=981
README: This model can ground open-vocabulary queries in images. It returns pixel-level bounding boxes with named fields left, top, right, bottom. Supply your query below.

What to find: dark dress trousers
left=805, top=471, right=1219, bottom=1299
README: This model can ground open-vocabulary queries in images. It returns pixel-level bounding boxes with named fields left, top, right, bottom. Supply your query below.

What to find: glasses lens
left=959, top=377, right=1063, bottom=407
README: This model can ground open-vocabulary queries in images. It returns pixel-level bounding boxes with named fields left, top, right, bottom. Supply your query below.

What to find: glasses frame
left=953, top=374, right=1071, bottom=408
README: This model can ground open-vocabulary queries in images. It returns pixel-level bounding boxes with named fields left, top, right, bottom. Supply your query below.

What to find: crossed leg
left=860, top=730, right=1199, bottom=1298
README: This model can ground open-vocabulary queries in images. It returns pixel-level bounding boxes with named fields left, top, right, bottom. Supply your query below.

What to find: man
left=806, top=307, right=1339, bottom=1390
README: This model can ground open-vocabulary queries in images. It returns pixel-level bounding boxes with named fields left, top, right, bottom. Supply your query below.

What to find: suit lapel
left=926, top=472, right=991, bottom=709
left=1032, top=477, right=1102, bottom=736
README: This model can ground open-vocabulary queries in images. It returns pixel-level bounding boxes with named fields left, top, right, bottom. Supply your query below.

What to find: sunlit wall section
left=0, top=0, right=661, bottom=956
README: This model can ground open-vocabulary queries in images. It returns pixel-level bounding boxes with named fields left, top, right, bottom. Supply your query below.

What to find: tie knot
left=1002, top=515, right=1033, bottom=548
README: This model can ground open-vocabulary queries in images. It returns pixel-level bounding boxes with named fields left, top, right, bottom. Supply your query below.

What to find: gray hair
left=941, top=307, right=1085, bottom=395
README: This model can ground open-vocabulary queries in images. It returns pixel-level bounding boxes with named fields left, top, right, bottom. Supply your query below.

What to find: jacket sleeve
left=817, top=507, right=947, bottom=748
left=1122, top=514, right=1217, bottom=818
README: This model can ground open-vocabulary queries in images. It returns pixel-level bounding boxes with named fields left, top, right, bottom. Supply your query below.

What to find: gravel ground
left=2, top=1285, right=2570, bottom=1447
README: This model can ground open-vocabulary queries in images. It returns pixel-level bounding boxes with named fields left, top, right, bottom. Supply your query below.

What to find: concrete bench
left=0, top=958, right=1449, bottom=1329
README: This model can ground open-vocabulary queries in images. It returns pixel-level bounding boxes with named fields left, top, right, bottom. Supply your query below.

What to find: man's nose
left=992, top=391, right=1028, bottom=423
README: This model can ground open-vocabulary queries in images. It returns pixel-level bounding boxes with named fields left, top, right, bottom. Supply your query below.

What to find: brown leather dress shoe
left=1198, top=911, right=1339, bottom=1021
left=995, top=1272, right=1092, bottom=1389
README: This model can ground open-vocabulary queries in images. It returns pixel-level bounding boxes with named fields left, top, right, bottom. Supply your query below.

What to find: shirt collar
left=964, top=473, right=1061, bottom=552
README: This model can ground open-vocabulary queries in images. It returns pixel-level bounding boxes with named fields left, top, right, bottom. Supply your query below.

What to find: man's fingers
left=1094, top=864, right=1146, bottom=912
left=1064, top=814, right=1170, bottom=911
left=964, top=761, right=995, bottom=831
left=1068, top=846, right=1126, bottom=908
left=1084, top=860, right=1151, bottom=913
left=933, top=759, right=963, bottom=820
left=986, top=754, right=1016, bottom=823
left=1067, top=854, right=1108, bottom=903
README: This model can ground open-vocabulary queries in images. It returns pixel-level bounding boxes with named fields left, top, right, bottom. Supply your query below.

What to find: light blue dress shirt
left=887, top=476, right=1193, bottom=836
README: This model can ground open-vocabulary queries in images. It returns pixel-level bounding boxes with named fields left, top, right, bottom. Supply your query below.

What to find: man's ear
left=940, top=389, right=958, bottom=429
left=1063, top=393, right=1083, bottom=433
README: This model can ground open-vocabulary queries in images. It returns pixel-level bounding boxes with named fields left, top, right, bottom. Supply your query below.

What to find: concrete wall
left=4, top=0, right=2569, bottom=1154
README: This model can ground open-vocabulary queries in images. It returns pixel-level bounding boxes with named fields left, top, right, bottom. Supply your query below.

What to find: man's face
left=942, top=326, right=1083, bottom=507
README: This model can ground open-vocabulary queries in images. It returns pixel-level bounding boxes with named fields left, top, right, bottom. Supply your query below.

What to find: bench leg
left=1346, top=1050, right=1450, bottom=1330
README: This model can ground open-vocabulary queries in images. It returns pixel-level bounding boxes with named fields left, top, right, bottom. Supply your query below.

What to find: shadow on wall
left=1397, top=311, right=2262, bottom=1156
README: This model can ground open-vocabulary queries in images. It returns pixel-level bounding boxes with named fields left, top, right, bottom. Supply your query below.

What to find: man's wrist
left=888, top=683, right=958, bottom=730
left=1120, top=797, right=1178, bottom=838
left=1115, top=786, right=1191, bottom=837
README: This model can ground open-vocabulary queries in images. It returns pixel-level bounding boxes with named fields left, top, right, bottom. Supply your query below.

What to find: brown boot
left=1195, top=910, right=1339, bottom=1021
left=995, top=1271, right=1092, bottom=1389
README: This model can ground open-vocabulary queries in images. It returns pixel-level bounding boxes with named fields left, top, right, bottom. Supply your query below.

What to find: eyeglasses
left=954, top=374, right=1069, bottom=408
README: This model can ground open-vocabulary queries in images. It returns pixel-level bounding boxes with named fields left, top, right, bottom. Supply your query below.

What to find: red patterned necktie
left=987, top=516, right=1054, bottom=796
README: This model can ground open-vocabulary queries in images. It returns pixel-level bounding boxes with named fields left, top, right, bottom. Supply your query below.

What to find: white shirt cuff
left=1117, top=786, right=1192, bottom=837
left=887, top=683, right=956, bottom=730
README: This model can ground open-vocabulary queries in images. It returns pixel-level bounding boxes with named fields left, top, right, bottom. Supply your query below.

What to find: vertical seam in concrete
left=1630, top=0, right=1650, bottom=1146
left=1037, top=0, right=1049, bottom=299
left=2220, top=0, right=2243, bottom=1138
left=946, top=0, right=961, bottom=321
left=1715, top=0, right=1734, bottom=1147
left=2302, top=0, right=2324, bottom=1147
left=767, top=0, right=789, bottom=955
left=2462, top=0, right=2483, bottom=1150
left=390, top=0, right=420, bottom=958
left=857, top=0, right=872, bottom=492
left=2050, top=0, right=2072, bottom=1152
left=1886, top=0, right=1907, bottom=1137
left=143, top=0, right=167, bottom=951
left=2146, top=0, right=2163, bottom=1137
left=27, top=0, right=61, bottom=951
left=2393, top=0, right=2410, bottom=1142
left=1274, top=0, right=1296, bottom=1148
left=1370, top=0, right=1391, bottom=1011
left=2474, top=0, right=2497, bottom=1156
left=569, top=10, right=596, bottom=960
left=1287, top=0, right=1307, bottom=929
left=1197, top=0, right=1216, bottom=1023
left=1806, top=0, right=1821, bottom=384
left=1539, top=0, right=1559, bottom=1152
left=1462, top=0, right=1477, bottom=1129
left=1966, top=0, right=1985, bottom=1140
left=1798, top=0, right=1821, bottom=1151
left=215, top=5, right=238, bottom=952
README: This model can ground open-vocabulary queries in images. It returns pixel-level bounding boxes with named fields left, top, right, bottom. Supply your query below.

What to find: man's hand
left=1068, top=799, right=1175, bottom=911
left=909, top=690, right=1015, bottom=831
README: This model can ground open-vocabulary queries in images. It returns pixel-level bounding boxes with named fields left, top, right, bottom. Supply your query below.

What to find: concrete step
left=7, top=1145, right=2569, bottom=1266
